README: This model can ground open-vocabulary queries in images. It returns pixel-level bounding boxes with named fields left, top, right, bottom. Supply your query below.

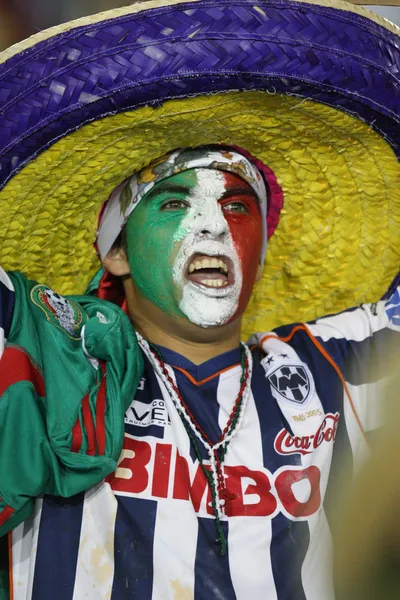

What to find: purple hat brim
left=0, top=0, right=399, bottom=188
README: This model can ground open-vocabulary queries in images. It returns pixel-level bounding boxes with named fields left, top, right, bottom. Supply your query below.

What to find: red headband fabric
left=231, top=146, right=284, bottom=239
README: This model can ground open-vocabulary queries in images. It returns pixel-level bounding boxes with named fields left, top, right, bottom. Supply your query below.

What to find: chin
left=179, top=285, right=240, bottom=328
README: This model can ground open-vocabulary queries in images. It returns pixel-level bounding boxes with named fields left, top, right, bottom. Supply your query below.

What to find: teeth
left=188, top=257, right=228, bottom=274
left=200, top=279, right=228, bottom=288
left=210, top=258, right=219, bottom=269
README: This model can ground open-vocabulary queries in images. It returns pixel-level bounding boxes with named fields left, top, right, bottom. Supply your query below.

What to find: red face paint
left=218, top=172, right=264, bottom=321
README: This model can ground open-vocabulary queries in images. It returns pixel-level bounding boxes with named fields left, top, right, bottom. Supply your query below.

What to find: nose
left=198, top=205, right=228, bottom=238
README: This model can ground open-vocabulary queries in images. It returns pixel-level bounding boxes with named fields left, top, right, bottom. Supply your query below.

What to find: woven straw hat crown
left=0, top=0, right=399, bottom=337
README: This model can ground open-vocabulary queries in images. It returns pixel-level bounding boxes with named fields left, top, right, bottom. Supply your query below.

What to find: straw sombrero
left=0, top=0, right=399, bottom=338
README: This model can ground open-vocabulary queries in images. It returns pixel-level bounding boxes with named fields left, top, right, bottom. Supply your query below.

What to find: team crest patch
left=31, top=285, right=86, bottom=339
left=268, top=363, right=313, bottom=405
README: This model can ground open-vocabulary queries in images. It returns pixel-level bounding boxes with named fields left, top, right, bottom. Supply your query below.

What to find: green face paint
left=124, top=170, right=198, bottom=316
left=125, top=166, right=261, bottom=327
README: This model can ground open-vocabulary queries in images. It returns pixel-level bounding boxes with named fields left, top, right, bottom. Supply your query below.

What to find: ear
left=255, top=263, right=263, bottom=282
left=103, top=247, right=130, bottom=277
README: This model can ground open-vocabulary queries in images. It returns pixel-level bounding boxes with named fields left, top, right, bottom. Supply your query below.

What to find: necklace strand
left=137, top=333, right=253, bottom=554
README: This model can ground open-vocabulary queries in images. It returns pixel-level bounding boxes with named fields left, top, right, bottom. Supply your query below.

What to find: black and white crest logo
left=268, top=364, right=312, bottom=405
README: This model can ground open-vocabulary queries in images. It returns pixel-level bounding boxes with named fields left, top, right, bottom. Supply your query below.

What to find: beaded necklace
left=137, top=333, right=253, bottom=555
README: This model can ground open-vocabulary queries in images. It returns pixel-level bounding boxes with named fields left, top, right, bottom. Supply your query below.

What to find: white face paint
left=173, top=169, right=242, bottom=328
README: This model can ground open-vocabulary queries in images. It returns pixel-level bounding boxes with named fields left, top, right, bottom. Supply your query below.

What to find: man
left=0, top=1, right=399, bottom=599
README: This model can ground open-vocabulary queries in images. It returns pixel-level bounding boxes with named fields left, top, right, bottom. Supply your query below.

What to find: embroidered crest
left=268, top=363, right=313, bottom=405
left=31, top=285, right=86, bottom=339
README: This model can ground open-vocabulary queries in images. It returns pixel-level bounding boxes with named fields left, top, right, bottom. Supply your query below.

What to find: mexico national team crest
left=267, top=362, right=314, bottom=406
left=31, top=285, right=86, bottom=340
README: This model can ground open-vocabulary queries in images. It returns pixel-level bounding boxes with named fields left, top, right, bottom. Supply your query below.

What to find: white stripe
left=0, top=268, right=14, bottom=359
left=342, top=381, right=383, bottom=471
left=151, top=491, right=198, bottom=599
left=307, top=304, right=386, bottom=343
left=0, top=327, right=6, bottom=359
left=151, top=368, right=199, bottom=599
left=346, top=380, right=385, bottom=435
left=216, top=370, right=278, bottom=600
left=300, top=425, right=335, bottom=600
left=301, top=514, right=334, bottom=600
left=228, top=516, right=277, bottom=599
left=12, top=497, right=43, bottom=600
left=72, top=482, right=118, bottom=600
left=0, top=268, right=14, bottom=292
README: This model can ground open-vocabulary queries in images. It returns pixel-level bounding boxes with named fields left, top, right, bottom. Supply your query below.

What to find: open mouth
left=185, top=254, right=233, bottom=289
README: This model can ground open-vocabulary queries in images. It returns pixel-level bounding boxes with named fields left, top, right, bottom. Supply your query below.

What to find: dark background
left=0, top=1, right=398, bottom=51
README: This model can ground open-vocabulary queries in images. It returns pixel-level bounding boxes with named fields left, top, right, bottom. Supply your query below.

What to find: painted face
left=124, top=168, right=263, bottom=327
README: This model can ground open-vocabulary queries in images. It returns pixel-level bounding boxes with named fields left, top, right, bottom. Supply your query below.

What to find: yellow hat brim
left=1, top=91, right=399, bottom=338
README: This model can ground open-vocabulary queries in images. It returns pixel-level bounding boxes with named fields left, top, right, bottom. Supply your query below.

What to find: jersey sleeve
left=251, top=281, right=400, bottom=461
left=302, top=285, right=400, bottom=442
left=0, top=268, right=15, bottom=359
left=306, top=285, right=400, bottom=383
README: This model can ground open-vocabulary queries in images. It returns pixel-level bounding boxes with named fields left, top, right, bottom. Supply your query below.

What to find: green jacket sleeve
left=0, top=273, right=144, bottom=538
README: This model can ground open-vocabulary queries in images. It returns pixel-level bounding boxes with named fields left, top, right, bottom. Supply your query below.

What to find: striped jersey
left=2, top=267, right=400, bottom=599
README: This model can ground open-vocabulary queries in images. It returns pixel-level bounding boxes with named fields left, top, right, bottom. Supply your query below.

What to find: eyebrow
left=145, top=182, right=191, bottom=200
left=145, top=181, right=259, bottom=202
left=219, top=187, right=258, bottom=201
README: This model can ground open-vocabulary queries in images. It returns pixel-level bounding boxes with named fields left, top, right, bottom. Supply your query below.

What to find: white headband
left=97, top=146, right=268, bottom=262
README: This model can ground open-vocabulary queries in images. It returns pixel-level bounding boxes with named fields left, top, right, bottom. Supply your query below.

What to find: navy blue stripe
left=251, top=350, right=308, bottom=600
left=271, top=517, right=309, bottom=600
left=194, top=518, right=235, bottom=600
left=125, top=355, right=167, bottom=440
left=111, top=496, right=157, bottom=599
left=0, top=279, right=15, bottom=337
left=32, top=493, right=84, bottom=600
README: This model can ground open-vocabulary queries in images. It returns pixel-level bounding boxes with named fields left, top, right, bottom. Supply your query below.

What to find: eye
left=161, top=199, right=189, bottom=211
left=222, top=201, right=249, bottom=214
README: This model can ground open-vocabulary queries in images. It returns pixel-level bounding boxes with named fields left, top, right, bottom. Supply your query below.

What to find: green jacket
left=0, top=272, right=143, bottom=597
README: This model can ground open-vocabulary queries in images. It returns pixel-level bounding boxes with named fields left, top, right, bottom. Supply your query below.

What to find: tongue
left=187, top=268, right=228, bottom=282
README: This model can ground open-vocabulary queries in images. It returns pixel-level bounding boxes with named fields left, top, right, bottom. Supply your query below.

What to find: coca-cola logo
left=274, top=412, right=340, bottom=456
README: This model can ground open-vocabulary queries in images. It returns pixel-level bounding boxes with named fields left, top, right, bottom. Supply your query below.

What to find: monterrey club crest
left=31, top=285, right=86, bottom=340
left=268, top=363, right=313, bottom=405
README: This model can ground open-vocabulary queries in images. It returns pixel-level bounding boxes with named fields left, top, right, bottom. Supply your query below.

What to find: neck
left=124, top=280, right=242, bottom=365
left=135, top=317, right=241, bottom=364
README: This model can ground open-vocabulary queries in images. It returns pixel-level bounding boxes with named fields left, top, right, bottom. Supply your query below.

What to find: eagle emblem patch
left=31, top=285, right=86, bottom=340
